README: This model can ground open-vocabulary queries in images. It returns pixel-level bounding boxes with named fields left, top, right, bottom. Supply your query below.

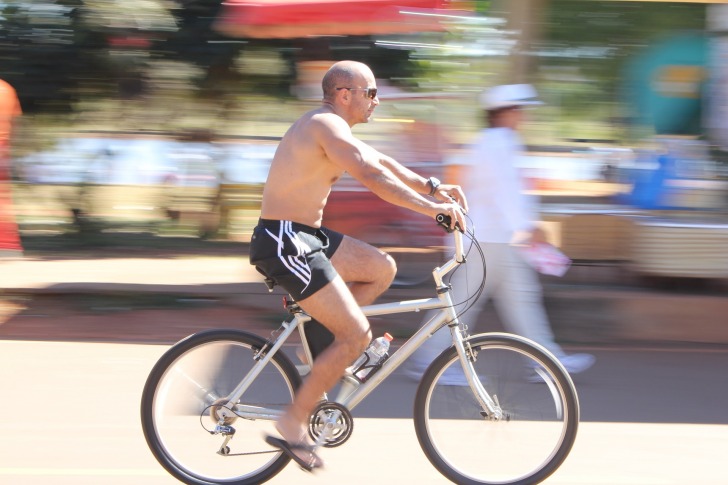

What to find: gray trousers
left=408, top=242, right=565, bottom=372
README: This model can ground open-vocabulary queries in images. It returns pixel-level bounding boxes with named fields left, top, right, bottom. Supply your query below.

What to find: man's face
left=348, top=72, right=379, bottom=124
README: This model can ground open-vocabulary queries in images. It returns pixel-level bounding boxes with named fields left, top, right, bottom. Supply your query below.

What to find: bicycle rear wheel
left=414, top=332, right=579, bottom=485
left=141, top=328, right=301, bottom=485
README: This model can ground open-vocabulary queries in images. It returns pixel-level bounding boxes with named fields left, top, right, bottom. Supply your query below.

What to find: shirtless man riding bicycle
left=249, top=60, right=467, bottom=470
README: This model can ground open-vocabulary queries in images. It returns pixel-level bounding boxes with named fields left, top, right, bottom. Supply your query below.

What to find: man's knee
left=331, top=237, right=396, bottom=286
left=338, top=319, right=371, bottom=355
left=379, top=251, right=397, bottom=285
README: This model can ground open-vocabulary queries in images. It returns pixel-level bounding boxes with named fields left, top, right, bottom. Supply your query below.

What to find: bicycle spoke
left=141, top=330, right=300, bottom=485
left=415, top=334, right=579, bottom=485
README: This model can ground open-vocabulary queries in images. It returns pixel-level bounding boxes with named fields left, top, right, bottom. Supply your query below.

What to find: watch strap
left=428, top=177, right=440, bottom=196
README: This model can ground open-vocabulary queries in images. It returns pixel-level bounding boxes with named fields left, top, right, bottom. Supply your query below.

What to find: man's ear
left=336, top=88, right=351, bottom=105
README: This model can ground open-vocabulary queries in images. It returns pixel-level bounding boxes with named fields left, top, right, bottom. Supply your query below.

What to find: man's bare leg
left=274, top=236, right=395, bottom=465
left=331, top=236, right=396, bottom=305
left=294, top=236, right=394, bottom=365
left=274, top=275, right=370, bottom=465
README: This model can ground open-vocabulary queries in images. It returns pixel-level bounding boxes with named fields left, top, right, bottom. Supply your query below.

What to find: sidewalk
left=0, top=255, right=261, bottom=294
left=2, top=252, right=728, bottom=347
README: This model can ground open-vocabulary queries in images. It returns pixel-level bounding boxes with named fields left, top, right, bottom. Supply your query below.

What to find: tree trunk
left=491, top=0, right=549, bottom=84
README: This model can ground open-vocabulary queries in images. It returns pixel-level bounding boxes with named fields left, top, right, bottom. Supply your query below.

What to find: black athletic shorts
left=249, top=218, right=344, bottom=302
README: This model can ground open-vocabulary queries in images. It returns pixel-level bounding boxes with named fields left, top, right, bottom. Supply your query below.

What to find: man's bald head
left=322, top=61, right=373, bottom=100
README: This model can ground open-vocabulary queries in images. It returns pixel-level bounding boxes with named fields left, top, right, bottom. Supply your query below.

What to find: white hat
left=479, top=84, right=543, bottom=110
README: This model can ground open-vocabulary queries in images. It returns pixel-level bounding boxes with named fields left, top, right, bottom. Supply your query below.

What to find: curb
left=3, top=272, right=728, bottom=348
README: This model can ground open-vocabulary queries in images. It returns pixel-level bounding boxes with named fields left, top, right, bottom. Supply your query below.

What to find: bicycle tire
left=141, top=328, right=302, bottom=485
left=413, top=332, right=579, bottom=485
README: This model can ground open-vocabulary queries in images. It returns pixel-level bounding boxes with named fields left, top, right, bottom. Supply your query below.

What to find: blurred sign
left=215, top=0, right=469, bottom=38
left=624, top=32, right=709, bottom=136
left=652, top=65, right=705, bottom=99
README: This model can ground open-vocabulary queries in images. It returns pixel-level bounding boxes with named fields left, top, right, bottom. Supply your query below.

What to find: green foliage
left=156, top=0, right=243, bottom=90
left=474, top=0, right=491, bottom=15
left=0, top=1, right=426, bottom=116
left=540, top=0, right=706, bottom=100
left=0, top=2, right=95, bottom=113
left=0, top=0, right=712, bottom=146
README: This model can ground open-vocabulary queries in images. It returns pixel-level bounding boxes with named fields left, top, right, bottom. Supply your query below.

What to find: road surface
left=0, top=339, right=726, bottom=484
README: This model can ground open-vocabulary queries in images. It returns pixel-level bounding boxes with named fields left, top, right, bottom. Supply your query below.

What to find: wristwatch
left=427, top=176, right=441, bottom=196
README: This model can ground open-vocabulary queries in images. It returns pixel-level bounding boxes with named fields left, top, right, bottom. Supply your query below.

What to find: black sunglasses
left=336, top=87, right=378, bottom=99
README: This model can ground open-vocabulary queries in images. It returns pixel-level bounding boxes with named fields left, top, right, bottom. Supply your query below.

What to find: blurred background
left=2, top=0, right=728, bottom=299
left=3, top=5, right=728, bottom=482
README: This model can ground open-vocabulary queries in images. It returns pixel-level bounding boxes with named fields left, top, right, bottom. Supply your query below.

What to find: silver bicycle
left=140, top=215, right=580, bottom=485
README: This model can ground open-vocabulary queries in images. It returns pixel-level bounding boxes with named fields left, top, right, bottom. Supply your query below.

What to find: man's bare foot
left=265, top=435, right=323, bottom=471
left=272, top=417, right=324, bottom=469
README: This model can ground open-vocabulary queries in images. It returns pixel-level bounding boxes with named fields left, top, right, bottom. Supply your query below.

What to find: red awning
left=215, top=0, right=464, bottom=39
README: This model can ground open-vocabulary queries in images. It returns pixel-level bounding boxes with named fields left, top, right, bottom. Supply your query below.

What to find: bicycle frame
left=142, top=217, right=580, bottom=485
left=221, top=229, right=502, bottom=426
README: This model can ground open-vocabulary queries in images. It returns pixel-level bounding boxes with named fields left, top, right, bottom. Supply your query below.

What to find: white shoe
left=559, top=353, right=595, bottom=374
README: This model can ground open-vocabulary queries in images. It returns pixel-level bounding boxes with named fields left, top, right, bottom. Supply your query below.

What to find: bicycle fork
left=452, top=328, right=504, bottom=421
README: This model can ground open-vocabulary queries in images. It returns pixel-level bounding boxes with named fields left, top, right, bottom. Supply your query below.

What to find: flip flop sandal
left=265, top=435, right=323, bottom=472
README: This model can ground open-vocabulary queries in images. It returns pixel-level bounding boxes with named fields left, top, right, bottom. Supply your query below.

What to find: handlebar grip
left=436, top=213, right=459, bottom=233
left=436, top=214, right=465, bottom=262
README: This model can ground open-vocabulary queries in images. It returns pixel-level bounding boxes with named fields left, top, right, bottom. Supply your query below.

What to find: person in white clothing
left=405, top=84, right=594, bottom=383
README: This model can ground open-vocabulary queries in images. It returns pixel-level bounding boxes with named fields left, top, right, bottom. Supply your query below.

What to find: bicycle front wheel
left=141, top=328, right=301, bottom=485
left=414, top=332, right=579, bottom=485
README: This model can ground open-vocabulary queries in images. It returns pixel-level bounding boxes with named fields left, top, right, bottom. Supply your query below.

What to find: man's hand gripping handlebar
left=436, top=213, right=462, bottom=233
left=435, top=203, right=466, bottom=233
left=435, top=212, right=466, bottom=264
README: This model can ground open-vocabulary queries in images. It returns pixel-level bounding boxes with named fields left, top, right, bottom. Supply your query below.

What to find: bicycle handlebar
left=435, top=213, right=465, bottom=265
left=435, top=213, right=461, bottom=233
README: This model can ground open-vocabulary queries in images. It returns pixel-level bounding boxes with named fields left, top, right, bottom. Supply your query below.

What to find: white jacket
left=455, top=127, right=538, bottom=244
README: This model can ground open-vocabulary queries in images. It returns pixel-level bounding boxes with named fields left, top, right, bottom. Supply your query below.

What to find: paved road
left=0, top=339, right=726, bottom=485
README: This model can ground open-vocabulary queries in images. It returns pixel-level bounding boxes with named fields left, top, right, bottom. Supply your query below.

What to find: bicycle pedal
left=214, top=424, right=235, bottom=436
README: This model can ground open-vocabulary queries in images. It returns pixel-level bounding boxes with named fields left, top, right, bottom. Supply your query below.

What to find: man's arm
left=378, top=152, right=468, bottom=213
left=315, top=114, right=466, bottom=230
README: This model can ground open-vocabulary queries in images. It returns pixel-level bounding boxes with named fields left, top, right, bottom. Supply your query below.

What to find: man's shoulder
left=300, top=109, right=350, bottom=141
left=305, top=108, right=346, bottom=126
